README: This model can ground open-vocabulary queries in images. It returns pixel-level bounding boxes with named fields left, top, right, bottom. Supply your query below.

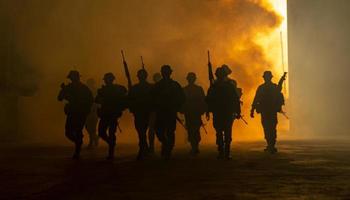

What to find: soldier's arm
left=57, top=84, right=67, bottom=101
left=177, top=83, right=186, bottom=108
left=251, top=86, right=262, bottom=111
left=232, top=85, right=241, bottom=116
left=121, top=86, right=128, bottom=110
left=95, top=88, right=103, bottom=104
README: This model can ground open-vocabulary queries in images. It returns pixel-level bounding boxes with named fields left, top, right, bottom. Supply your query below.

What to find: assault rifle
left=121, top=50, right=132, bottom=89
left=208, top=50, right=214, bottom=86
left=140, top=56, right=145, bottom=70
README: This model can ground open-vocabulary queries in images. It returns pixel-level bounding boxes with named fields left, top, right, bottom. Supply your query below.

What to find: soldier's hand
left=206, top=112, right=210, bottom=121
left=250, top=110, right=254, bottom=118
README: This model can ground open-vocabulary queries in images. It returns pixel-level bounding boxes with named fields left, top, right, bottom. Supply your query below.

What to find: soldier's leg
left=261, top=113, right=277, bottom=153
left=87, top=118, right=99, bottom=147
left=135, top=114, right=149, bottom=160
left=98, top=117, right=109, bottom=144
left=106, top=118, right=118, bottom=159
left=192, top=126, right=201, bottom=154
left=269, top=113, right=278, bottom=153
left=72, top=114, right=86, bottom=159
left=213, top=113, right=224, bottom=158
left=148, top=112, right=156, bottom=153
left=65, top=114, right=76, bottom=142
left=165, top=116, right=177, bottom=158
left=224, top=118, right=234, bottom=159
left=155, top=113, right=167, bottom=157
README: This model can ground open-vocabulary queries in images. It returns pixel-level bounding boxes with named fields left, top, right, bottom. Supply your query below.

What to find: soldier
left=95, top=73, right=127, bottom=160
left=85, top=78, right=99, bottom=149
left=206, top=67, right=241, bottom=160
left=128, top=69, right=153, bottom=160
left=151, top=65, right=186, bottom=159
left=57, top=70, right=93, bottom=159
left=147, top=72, right=162, bottom=154
left=250, top=71, right=286, bottom=154
left=180, top=72, right=206, bottom=155
left=221, top=64, right=243, bottom=98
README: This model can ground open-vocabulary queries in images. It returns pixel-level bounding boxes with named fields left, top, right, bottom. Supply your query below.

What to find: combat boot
left=73, top=141, right=82, bottom=160
left=224, top=144, right=232, bottom=160
left=217, top=145, right=224, bottom=159
left=107, top=145, right=115, bottom=160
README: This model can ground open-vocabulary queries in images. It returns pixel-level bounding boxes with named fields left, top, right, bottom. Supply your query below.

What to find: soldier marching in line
left=58, top=70, right=94, bottom=159
left=85, top=78, right=99, bottom=149
left=128, top=69, right=153, bottom=160
left=151, top=65, right=186, bottom=160
left=251, top=71, right=287, bottom=154
left=180, top=72, right=207, bottom=155
left=206, top=66, right=241, bottom=160
left=95, top=73, right=127, bottom=160
left=146, top=72, right=162, bottom=154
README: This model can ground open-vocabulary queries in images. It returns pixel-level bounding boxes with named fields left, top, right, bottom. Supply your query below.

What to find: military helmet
left=263, top=71, right=273, bottom=79
left=215, top=67, right=225, bottom=79
left=161, top=65, right=173, bottom=74
left=221, top=64, right=232, bottom=75
left=103, top=72, right=115, bottom=81
left=137, top=69, right=148, bottom=77
left=186, top=72, right=196, bottom=82
left=67, top=70, right=80, bottom=79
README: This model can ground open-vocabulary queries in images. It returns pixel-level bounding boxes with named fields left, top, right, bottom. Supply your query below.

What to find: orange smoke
left=4, top=0, right=289, bottom=143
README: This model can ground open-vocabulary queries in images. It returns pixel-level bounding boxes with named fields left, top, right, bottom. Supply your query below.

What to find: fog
left=288, top=0, right=350, bottom=139
left=0, top=0, right=288, bottom=144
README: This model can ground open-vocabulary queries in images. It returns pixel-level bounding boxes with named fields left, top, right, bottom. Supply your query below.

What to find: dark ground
left=1, top=141, right=350, bottom=200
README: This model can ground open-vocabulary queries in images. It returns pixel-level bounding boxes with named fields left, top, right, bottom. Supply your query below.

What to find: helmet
left=263, top=71, right=273, bottom=79
left=67, top=70, right=80, bottom=79
left=215, top=67, right=225, bottom=79
left=221, top=64, right=232, bottom=75
left=161, top=65, right=172, bottom=74
left=137, top=69, right=148, bottom=78
left=186, top=72, right=196, bottom=82
left=103, top=72, right=115, bottom=81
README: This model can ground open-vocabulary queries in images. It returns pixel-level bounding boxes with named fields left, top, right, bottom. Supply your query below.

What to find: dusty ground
left=1, top=141, right=350, bottom=200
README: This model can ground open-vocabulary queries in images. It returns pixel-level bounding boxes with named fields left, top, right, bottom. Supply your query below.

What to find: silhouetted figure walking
left=95, top=73, right=127, bottom=160
left=85, top=78, right=99, bottom=149
left=151, top=65, right=186, bottom=159
left=251, top=71, right=286, bottom=154
left=180, top=72, right=206, bottom=155
left=147, top=72, right=162, bottom=153
left=206, top=67, right=241, bottom=160
left=128, top=69, right=153, bottom=160
left=58, top=70, right=93, bottom=159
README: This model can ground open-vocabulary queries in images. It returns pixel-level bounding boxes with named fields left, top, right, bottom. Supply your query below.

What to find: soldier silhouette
left=95, top=73, right=127, bottom=160
left=151, top=65, right=186, bottom=160
left=85, top=78, right=99, bottom=149
left=57, top=70, right=93, bottom=159
left=147, top=72, right=162, bottom=154
left=206, top=67, right=241, bottom=160
left=180, top=72, right=206, bottom=155
left=251, top=71, right=286, bottom=154
left=128, top=69, right=153, bottom=160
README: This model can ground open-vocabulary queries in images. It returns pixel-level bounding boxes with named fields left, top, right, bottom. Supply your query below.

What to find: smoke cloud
left=0, top=0, right=283, bottom=143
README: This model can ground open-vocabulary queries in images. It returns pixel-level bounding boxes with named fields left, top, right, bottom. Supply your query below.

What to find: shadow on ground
left=0, top=141, right=350, bottom=200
